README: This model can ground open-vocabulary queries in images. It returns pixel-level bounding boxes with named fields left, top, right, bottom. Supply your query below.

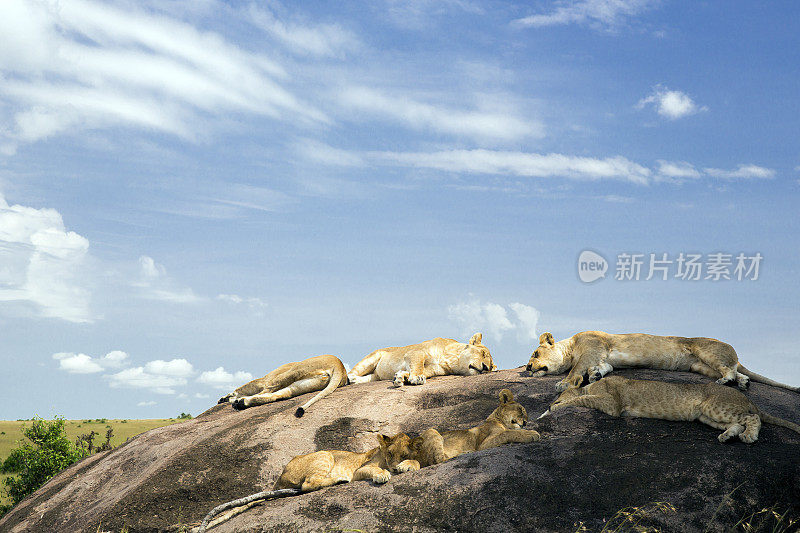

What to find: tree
left=2, top=417, right=88, bottom=509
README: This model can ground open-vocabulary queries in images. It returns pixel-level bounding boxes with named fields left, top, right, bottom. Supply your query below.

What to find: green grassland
left=0, top=418, right=184, bottom=507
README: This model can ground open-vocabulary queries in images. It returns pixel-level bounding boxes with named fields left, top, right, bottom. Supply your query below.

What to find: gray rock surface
left=1, top=368, right=799, bottom=532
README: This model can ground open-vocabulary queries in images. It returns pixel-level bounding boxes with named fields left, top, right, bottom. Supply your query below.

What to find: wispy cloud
left=656, top=160, right=702, bottom=180
left=637, top=86, right=707, bottom=120
left=0, top=0, right=326, bottom=153
left=108, top=358, right=194, bottom=395
left=704, top=164, right=776, bottom=180
left=514, top=0, right=657, bottom=30
left=338, top=86, right=543, bottom=142
left=133, top=256, right=203, bottom=303
left=375, top=149, right=652, bottom=184
left=0, top=193, right=92, bottom=322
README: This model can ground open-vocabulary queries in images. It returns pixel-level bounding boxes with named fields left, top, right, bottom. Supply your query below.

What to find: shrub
left=177, top=412, right=193, bottom=420
left=2, top=417, right=88, bottom=507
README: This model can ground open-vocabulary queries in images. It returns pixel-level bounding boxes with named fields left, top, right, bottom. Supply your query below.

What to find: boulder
left=1, top=368, right=798, bottom=532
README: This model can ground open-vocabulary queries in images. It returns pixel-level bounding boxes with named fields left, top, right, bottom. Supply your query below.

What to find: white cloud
left=376, top=149, right=651, bottom=184
left=656, top=160, right=702, bottom=179
left=0, top=194, right=92, bottom=322
left=198, top=367, right=254, bottom=390
left=194, top=393, right=210, bottom=399
left=217, top=294, right=268, bottom=310
left=703, top=164, right=776, bottom=180
left=137, top=401, right=156, bottom=407
left=637, top=86, right=706, bottom=120
left=601, top=194, right=634, bottom=203
left=514, top=0, right=656, bottom=30
left=293, top=138, right=365, bottom=167
left=53, top=350, right=129, bottom=374
left=338, top=87, right=542, bottom=142
left=134, top=255, right=203, bottom=303
left=53, top=353, right=103, bottom=374
left=144, top=358, right=194, bottom=378
left=247, top=4, right=359, bottom=57
left=109, top=358, right=194, bottom=395
left=448, top=298, right=540, bottom=342
left=0, top=0, right=325, bottom=152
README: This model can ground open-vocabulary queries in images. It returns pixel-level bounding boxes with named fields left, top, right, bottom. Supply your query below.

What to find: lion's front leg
left=352, top=464, right=391, bottom=484
left=478, top=429, right=540, bottom=451
left=394, top=459, right=421, bottom=473
left=551, top=394, right=622, bottom=417
left=587, top=362, right=614, bottom=383
left=418, top=428, right=448, bottom=466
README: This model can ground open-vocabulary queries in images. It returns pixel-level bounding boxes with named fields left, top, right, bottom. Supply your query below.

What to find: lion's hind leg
left=299, top=453, right=348, bottom=492
left=234, top=376, right=328, bottom=409
left=739, top=414, right=761, bottom=443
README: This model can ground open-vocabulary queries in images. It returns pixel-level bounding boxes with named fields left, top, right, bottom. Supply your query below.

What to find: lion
left=398, top=389, right=541, bottom=470
left=218, top=354, right=348, bottom=417
left=348, top=332, right=496, bottom=387
left=526, top=331, right=799, bottom=393
left=196, top=433, right=416, bottom=532
left=539, top=375, right=800, bottom=443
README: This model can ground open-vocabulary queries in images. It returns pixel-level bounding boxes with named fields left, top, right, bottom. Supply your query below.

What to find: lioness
left=348, top=333, right=496, bottom=387
left=196, top=433, right=415, bottom=532
left=218, top=354, right=348, bottom=417
left=400, top=389, right=541, bottom=470
left=540, top=375, right=800, bottom=443
left=526, top=331, right=798, bottom=393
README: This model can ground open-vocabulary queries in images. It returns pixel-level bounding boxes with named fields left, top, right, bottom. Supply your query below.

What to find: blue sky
left=0, top=0, right=798, bottom=419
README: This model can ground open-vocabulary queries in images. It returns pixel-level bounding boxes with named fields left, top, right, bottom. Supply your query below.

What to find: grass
left=0, top=418, right=183, bottom=508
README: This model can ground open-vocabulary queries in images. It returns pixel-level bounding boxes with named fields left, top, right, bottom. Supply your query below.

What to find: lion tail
left=196, top=488, right=301, bottom=532
left=760, top=412, right=800, bottom=435
left=738, top=364, right=800, bottom=393
left=295, top=357, right=348, bottom=418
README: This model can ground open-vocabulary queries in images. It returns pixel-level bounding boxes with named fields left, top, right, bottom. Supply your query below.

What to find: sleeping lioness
left=196, top=433, right=416, bottom=532
left=526, top=331, right=799, bottom=393
left=399, top=389, right=541, bottom=470
left=218, top=354, right=348, bottom=417
left=348, top=332, right=496, bottom=387
left=541, top=375, right=800, bottom=443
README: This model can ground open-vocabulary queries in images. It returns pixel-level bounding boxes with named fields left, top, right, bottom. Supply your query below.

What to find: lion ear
left=539, top=332, right=554, bottom=346
left=499, top=389, right=514, bottom=404
left=469, top=332, right=483, bottom=346
left=377, top=434, right=390, bottom=447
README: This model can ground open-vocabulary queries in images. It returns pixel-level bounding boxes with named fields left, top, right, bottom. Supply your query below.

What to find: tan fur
left=401, top=389, right=540, bottom=470
left=526, top=331, right=799, bottom=393
left=274, top=433, right=416, bottom=491
left=348, top=332, right=496, bottom=387
left=546, top=375, right=800, bottom=443
left=219, top=354, right=349, bottom=417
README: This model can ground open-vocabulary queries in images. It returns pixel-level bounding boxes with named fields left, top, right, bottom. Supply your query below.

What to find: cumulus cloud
left=53, top=350, right=129, bottom=374
left=703, top=164, right=776, bottom=180
left=133, top=255, right=203, bottom=303
left=637, top=86, right=706, bottom=120
left=515, top=0, right=656, bottom=30
left=0, top=194, right=92, bottom=322
left=198, top=367, right=254, bottom=390
left=108, top=358, right=195, bottom=395
left=339, top=86, right=542, bottom=142
left=0, top=0, right=325, bottom=153
left=448, top=298, right=540, bottom=342
left=376, top=149, right=651, bottom=184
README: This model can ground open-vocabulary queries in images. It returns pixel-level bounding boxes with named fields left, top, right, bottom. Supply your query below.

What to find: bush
left=2, top=417, right=88, bottom=508
left=177, top=412, right=193, bottom=420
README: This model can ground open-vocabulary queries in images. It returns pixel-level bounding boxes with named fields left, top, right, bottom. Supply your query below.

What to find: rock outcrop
left=1, top=368, right=799, bottom=532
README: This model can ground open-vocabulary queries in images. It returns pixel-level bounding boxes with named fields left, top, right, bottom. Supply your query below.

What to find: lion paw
left=408, top=375, right=426, bottom=385
left=739, top=433, right=758, bottom=444
left=395, top=460, right=420, bottom=473
left=232, top=398, right=247, bottom=410
left=373, top=471, right=391, bottom=484
left=737, top=376, right=750, bottom=390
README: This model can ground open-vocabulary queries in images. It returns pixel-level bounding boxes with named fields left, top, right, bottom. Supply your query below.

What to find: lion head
left=377, top=432, right=417, bottom=473
left=459, top=332, right=496, bottom=376
left=526, top=332, right=570, bottom=376
left=489, top=389, right=529, bottom=429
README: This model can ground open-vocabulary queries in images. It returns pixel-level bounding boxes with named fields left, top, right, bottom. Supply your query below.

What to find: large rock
left=1, top=368, right=799, bottom=532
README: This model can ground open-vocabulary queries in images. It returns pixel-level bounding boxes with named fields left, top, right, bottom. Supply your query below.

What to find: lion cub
left=400, top=389, right=540, bottom=470
left=275, top=432, right=416, bottom=491
left=543, top=375, right=800, bottom=443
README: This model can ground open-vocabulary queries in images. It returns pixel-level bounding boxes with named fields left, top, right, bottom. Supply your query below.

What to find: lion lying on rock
left=348, top=332, right=496, bottom=387
left=195, top=432, right=416, bottom=532
left=218, top=354, right=349, bottom=417
left=399, top=389, right=541, bottom=470
left=527, top=331, right=798, bottom=393
left=540, top=375, right=800, bottom=443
